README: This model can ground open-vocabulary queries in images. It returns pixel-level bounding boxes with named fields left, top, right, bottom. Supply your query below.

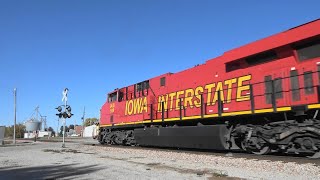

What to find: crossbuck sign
left=62, top=88, right=69, bottom=102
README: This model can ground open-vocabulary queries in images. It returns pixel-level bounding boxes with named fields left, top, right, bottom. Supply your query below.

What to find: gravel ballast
left=0, top=138, right=319, bottom=180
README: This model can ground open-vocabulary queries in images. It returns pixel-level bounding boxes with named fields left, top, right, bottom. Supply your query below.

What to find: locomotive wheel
left=234, top=137, right=247, bottom=151
left=98, top=133, right=106, bottom=145
left=113, top=131, right=125, bottom=145
left=241, top=138, right=271, bottom=155
left=240, top=141, right=247, bottom=151
left=250, top=145, right=271, bottom=155
left=98, top=138, right=105, bottom=145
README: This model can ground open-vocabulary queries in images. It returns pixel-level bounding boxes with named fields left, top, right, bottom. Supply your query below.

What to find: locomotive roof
left=208, top=18, right=320, bottom=64
left=165, top=19, right=320, bottom=76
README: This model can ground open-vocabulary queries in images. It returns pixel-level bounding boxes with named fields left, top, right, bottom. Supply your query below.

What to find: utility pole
left=57, top=117, right=59, bottom=137
left=81, top=106, right=85, bottom=137
left=13, top=88, right=17, bottom=145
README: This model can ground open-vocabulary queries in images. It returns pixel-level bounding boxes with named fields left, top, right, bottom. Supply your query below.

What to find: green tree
left=60, top=126, right=69, bottom=136
left=5, top=124, right=26, bottom=138
left=48, top=127, right=55, bottom=137
left=84, top=118, right=98, bottom=126
left=68, top=124, right=74, bottom=130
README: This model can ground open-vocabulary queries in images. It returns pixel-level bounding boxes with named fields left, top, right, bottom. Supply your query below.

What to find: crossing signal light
left=62, top=112, right=68, bottom=118
left=56, top=106, right=62, bottom=112
left=67, top=112, right=74, bottom=118
left=56, top=106, right=63, bottom=118
left=66, top=105, right=73, bottom=118
left=55, top=105, right=73, bottom=118
left=66, top=105, right=71, bottom=112
left=61, top=112, right=73, bottom=118
left=56, top=113, right=63, bottom=118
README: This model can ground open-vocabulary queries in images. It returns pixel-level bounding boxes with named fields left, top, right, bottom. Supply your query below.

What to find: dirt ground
left=0, top=138, right=227, bottom=180
left=0, top=138, right=319, bottom=180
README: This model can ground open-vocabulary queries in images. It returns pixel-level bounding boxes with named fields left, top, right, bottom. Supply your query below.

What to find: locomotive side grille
left=274, top=78, right=283, bottom=99
left=290, top=70, right=301, bottom=101
left=110, top=115, right=113, bottom=123
left=264, top=76, right=273, bottom=104
left=303, top=71, right=314, bottom=94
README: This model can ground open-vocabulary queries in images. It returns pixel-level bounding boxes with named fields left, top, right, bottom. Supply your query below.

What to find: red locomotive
left=98, top=19, right=320, bottom=158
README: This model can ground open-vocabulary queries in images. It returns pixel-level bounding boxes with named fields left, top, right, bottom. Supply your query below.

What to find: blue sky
left=0, top=0, right=319, bottom=130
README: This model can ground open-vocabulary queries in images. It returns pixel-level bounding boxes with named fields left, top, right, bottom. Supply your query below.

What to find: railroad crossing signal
left=55, top=105, right=74, bottom=118
left=56, top=88, right=73, bottom=118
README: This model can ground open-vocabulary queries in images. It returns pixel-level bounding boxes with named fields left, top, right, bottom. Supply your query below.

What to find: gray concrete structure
left=0, top=126, right=5, bottom=145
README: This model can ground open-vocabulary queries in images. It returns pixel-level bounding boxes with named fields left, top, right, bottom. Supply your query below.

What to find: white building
left=83, top=125, right=98, bottom=138
left=24, top=131, right=52, bottom=138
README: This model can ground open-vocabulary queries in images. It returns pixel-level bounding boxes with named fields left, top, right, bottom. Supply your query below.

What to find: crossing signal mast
left=55, top=88, right=73, bottom=148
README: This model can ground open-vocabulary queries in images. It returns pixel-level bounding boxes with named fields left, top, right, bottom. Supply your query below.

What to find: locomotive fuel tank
left=134, top=125, right=235, bottom=150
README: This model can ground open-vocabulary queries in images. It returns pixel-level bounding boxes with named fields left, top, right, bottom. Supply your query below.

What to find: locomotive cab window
left=108, top=92, right=118, bottom=102
left=142, top=80, right=149, bottom=90
left=118, top=91, right=124, bottom=102
left=295, top=40, right=320, bottom=61
left=125, top=87, right=128, bottom=100
left=136, top=80, right=149, bottom=96
left=136, top=81, right=149, bottom=91
left=136, top=83, right=142, bottom=92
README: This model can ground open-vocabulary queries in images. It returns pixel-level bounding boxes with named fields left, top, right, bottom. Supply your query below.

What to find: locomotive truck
left=98, top=19, right=320, bottom=158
